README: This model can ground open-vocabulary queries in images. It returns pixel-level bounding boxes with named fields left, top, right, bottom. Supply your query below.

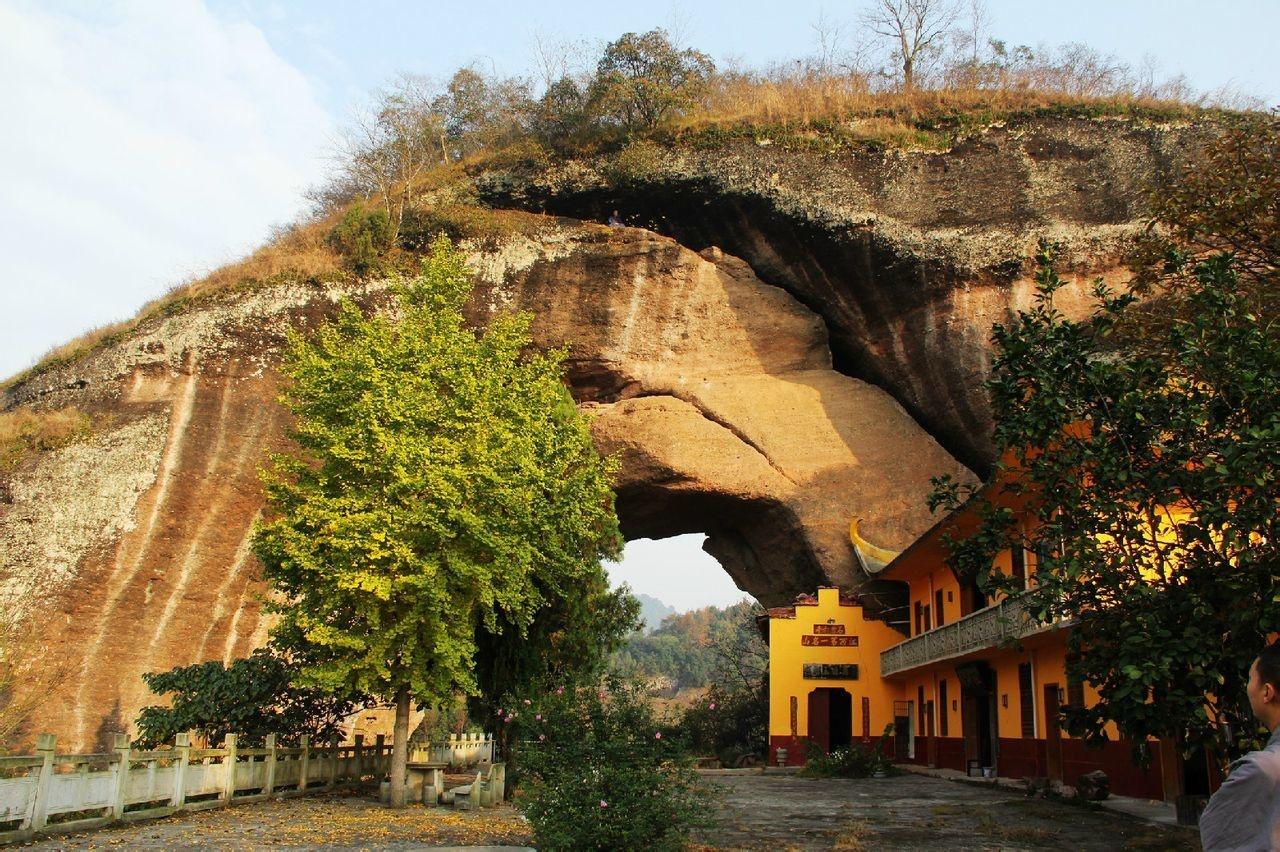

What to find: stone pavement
left=893, top=762, right=1181, bottom=828
left=15, top=771, right=1200, bottom=850
left=694, top=771, right=1202, bottom=850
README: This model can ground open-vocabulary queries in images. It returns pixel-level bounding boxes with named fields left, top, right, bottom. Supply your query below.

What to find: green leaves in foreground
left=933, top=243, right=1280, bottom=760
left=253, top=236, right=623, bottom=708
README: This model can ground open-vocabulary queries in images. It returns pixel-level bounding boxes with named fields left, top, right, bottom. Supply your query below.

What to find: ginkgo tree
left=254, top=237, right=623, bottom=807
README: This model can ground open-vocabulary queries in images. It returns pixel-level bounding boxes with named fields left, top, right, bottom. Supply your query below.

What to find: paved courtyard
left=696, top=772, right=1201, bottom=850
left=19, top=772, right=1199, bottom=850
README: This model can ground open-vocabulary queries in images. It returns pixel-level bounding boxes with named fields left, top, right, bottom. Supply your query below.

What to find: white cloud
left=0, top=0, right=333, bottom=379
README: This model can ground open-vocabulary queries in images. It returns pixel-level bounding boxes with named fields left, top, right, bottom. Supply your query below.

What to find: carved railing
left=880, top=593, right=1050, bottom=677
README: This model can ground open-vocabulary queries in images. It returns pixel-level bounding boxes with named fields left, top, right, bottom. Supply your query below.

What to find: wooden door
left=808, top=690, right=830, bottom=753
left=1043, top=683, right=1062, bottom=782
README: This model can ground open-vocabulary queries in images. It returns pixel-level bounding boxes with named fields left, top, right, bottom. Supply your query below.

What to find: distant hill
left=635, top=593, right=676, bottom=634
left=613, top=600, right=766, bottom=692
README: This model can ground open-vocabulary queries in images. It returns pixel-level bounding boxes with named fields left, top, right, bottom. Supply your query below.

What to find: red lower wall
left=897, top=735, right=1168, bottom=800
left=768, top=735, right=809, bottom=766
left=1061, top=738, right=1166, bottom=801
left=997, top=737, right=1048, bottom=780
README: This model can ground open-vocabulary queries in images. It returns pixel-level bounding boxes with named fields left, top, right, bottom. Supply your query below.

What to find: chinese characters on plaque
left=803, top=663, right=859, bottom=680
left=801, top=634, right=858, bottom=646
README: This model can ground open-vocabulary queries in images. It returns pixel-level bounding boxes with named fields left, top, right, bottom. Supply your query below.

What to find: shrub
left=326, top=204, right=393, bottom=274
left=799, top=726, right=896, bottom=778
left=506, top=677, right=713, bottom=850
left=679, top=684, right=767, bottom=765
left=135, top=649, right=366, bottom=748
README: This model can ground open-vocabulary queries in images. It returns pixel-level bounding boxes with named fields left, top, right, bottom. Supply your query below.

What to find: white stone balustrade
left=880, top=592, right=1057, bottom=676
left=0, top=732, right=393, bottom=845
left=409, top=733, right=494, bottom=769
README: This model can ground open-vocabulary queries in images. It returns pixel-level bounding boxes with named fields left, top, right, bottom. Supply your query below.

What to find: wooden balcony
left=880, top=592, right=1060, bottom=677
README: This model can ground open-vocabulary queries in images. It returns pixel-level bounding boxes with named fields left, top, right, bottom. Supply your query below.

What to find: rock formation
left=477, top=116, right=1198, bottom=471
left=0, top=116, right=1196, bottom=748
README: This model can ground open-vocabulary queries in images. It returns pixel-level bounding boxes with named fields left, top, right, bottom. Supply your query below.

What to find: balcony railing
left=880, top=592, right=1056, bottom=677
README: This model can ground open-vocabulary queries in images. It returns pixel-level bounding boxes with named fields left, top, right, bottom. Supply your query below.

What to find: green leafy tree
left=931, top=243, right=1279, bottom=763
left=134, top=649, right=363, bottom=748
left=433, top=66, right=532, bottom=157
left=588, top=29, right=714, bottom=130
left=471, top=573, right=640, bottom=766
left=254, top=237, right=623, bottom=806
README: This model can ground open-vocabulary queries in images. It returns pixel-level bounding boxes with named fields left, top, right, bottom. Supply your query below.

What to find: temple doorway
left=807, top=687, right=852, bottom=754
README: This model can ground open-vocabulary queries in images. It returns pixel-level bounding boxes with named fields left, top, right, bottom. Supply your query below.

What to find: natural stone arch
left=2, top=216, right=971, bottom=748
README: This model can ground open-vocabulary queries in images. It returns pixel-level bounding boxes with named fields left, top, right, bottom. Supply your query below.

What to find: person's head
left=1248, top=640, right=1280, bottom=729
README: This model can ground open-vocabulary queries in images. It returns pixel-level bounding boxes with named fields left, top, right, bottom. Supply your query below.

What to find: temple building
left=761, top=512, right=1220, bottom=802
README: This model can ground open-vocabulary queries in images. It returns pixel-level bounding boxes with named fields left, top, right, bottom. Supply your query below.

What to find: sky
left=2, top=0, right=1277, bottom=611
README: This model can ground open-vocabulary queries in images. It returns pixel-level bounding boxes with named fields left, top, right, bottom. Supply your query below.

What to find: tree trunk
left=388, top=688, right=411, bottom=808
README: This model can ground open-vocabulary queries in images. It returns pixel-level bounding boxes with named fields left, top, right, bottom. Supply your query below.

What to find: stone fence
left=0, top=731, right=391, bottom=845
left=410, top=733, right=494, bottom=768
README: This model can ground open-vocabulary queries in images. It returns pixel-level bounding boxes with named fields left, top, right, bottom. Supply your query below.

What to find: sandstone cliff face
left=477, top=117, right=1198, bottom=472
left=0, top=116, right=1192, bottom=749
left=2, top=222, right=969, bottom=750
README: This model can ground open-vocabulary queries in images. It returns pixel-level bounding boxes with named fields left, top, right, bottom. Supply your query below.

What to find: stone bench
left=442, top=762, right=505, bottom=810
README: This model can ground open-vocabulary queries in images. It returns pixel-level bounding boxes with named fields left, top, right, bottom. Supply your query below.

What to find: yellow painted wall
left=906, top=566, right=962, bottom=634
left=899, top=670, right=959, bottom=738
left=768, top=587, right=907, bottom=741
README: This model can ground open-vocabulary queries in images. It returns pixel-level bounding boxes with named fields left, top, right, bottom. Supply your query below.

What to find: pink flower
left=599, top=800, right=608, bottom=808
left=497, top=708, right=503, bottom=715
left=523, top=699, right=532, bottom=705
left=538, top=733, right=546, bottom=741
left=655, top=732, right=662, bottom=739
left=708, top=703, right=716, bottom=710
left=555, top=686, right=564, bottom=695
left=535, top=714, right=542, bottom=721
left=504, top=715, right=513, bottom=723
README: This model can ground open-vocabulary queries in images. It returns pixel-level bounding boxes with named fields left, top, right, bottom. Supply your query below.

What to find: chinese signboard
left=812, top=624, right=846, bottom=635
left=801, top=634, right=858, bottom=647
left=803, top=663, right=859, bottom=680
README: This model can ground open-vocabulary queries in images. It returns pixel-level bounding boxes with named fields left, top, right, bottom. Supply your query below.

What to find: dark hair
left=1257, top=640, right=1280, bottom=691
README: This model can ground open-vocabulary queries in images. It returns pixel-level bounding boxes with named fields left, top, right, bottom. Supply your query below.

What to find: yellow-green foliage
left=0, top=407, right=91, bottom=470
left=253, top=237, right=623, bottom=706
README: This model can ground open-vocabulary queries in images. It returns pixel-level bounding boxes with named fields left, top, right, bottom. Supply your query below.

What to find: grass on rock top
left=3, top=86, right=1243, bottom=393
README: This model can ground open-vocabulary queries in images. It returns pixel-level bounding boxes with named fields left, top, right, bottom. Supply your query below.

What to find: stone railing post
left=221, top=734, right=238, bottom=805
left=171, top=733, right=191, bottom=808
left=327, top=739, right=339, bottom=789
left=29, top=733, right=56, bottom=831
left=353, top=734, right=364, bottom=780
left=263, top=734, right=277, bottom=796
left=110, top=733, right=131, bottom=820
left=297, top=735, right=310, bottom=792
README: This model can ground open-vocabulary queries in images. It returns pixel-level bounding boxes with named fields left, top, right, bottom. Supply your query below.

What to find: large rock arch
left=3, top=219, right=971, bottom=748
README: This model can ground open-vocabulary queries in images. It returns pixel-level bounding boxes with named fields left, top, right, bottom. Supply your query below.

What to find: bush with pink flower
left=503, top=676, right=712, bottom=850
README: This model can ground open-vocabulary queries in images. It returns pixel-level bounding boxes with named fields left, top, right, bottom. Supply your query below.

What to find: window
left=914, top=601, right=923, bottom=635
left=922, top=605, right=932, bottom=632
left=938, top=679, right=949, bottom=736
left=1067, top=677, right=1085, bottom=710
left=1066, top=653, right=1086, bottom=709
left=1011, top=546, right=1027, bottom=588
left=935, top=589, right=945, bottom=626
left=1018, top=663, right=1036, bottom=738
